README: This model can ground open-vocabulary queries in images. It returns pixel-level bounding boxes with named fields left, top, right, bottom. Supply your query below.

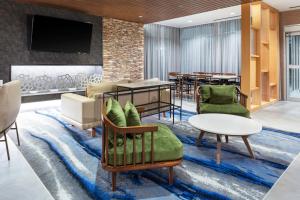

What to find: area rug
left=15, top=108, right=300, bottom=200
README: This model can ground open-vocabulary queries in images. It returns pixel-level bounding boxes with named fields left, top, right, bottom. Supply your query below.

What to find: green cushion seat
left=200, top=103, right=250, bottom=118
left=108, top=124, right=183, bottom=166
left=198, top=85, right=249, bottom=117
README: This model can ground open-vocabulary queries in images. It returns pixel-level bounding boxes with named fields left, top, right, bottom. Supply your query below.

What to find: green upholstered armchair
left=196, top=85, right=250, bottom=118
left=102, top=99, right=183, bottom=191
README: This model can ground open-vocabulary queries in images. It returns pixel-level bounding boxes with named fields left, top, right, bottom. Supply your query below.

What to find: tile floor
left=0, top=136, right=54, bottom=200
left=251, top=101, right=300, bottom=133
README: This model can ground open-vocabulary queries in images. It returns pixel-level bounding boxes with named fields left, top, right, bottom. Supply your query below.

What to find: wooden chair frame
left=101, top=112, right=182, bottom=191
left=196, top=86, right=248, bottom=114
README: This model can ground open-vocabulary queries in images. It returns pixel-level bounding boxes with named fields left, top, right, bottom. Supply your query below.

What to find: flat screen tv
left=29, top=15, right=93, bottom=53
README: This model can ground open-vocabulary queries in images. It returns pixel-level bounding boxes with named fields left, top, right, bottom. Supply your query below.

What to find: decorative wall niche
left=11, top=65, right=102, bottom=96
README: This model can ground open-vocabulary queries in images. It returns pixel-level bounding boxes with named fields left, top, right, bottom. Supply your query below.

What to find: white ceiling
left=264, top=0, right=300, bottom=12
left=156, top=0, right=300, bottom=28
left=156, top=5, right=241, bottom=28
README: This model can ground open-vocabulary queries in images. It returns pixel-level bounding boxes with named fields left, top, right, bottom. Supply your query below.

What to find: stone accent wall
left=102, top=18, right=144, bottom=81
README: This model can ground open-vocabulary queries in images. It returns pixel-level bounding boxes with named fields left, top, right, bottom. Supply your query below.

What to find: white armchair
left=60, top=80, right=125, bottom=137
left=61, top=93, right=101, bottom=137
left=0, top=80, right=21, bottom=160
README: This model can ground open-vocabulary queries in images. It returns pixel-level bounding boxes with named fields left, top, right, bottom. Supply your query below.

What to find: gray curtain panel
left=144, top=24, right=180, bottom=81
left=180, top=23, right=218, bottom=74
left=288, top=35, right=300, bottom=65
left=144, top=19, right=241, bottom=80
left=218, top=19, right=241, bottom=74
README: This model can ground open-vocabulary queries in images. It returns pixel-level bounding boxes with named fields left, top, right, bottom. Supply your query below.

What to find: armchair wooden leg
left=91, top=128, right=96, bottom=137
left=15, top=122, right=20, bottom=146
left=168, top=166, right=174, bottom=185
left=112, top=172, right=117, bottom=191
left=4, top=132, right=10, bottom=160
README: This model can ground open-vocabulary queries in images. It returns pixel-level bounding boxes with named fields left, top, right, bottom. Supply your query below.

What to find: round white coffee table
left=188, top=114, right=262, bottom=164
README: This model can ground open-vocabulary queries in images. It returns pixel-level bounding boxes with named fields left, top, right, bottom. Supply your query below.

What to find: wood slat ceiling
left=16, top=0, right=259, bottom=23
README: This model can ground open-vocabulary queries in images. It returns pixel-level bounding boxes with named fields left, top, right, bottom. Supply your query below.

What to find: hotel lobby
left=1, top=0, right=300, bottom=200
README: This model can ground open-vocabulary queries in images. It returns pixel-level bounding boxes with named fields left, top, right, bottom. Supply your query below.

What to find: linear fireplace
left=11, top=65, right=102, bottom=96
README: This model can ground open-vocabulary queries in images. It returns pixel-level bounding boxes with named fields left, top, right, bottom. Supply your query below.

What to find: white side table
left=188, top=114, right=262, bottom=164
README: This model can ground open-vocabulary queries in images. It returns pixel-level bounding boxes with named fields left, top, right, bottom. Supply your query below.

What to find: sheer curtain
left=144, top=24, right=180, bottom=80
left=219, top=19, right=241, bottom=74
left=289, top=35, right=300, bottom=65
left=180, top=23, right=218, bottom=73
left=144, top=19, right=241, bottom=80
left=180, top=19, right=241, bottom=74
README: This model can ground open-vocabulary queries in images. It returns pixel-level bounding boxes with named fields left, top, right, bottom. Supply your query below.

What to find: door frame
left=284, top=25, right=300, bottom=102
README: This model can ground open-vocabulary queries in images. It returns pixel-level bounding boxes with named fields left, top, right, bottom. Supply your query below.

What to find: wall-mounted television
left=29, top=15, right=93, bottom=53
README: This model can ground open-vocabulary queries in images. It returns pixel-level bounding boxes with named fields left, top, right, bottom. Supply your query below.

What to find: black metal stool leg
left=15, top=122, right=20, bottom=146
left=3, top=132, right=10, bottom=160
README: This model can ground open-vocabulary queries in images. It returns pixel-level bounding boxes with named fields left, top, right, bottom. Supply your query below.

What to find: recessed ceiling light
left=138, top=16, right=143, bottom=18
left=230, top=12, right=235, bottom=15
left=187, top=20, right=193, bottom=23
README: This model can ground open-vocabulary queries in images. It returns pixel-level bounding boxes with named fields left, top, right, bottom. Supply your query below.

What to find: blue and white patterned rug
left=15, top=108, right=300, bottom=200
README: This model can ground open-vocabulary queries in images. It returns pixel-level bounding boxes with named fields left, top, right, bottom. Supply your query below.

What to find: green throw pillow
left=106, top=98, right=127, bottom=146
left=124, top=101, right=141, bottom=126
left=200, top=85, right=211, bottom=102
left=209, top=85, right=236, bottom=104
left=106, top=98, right=127, bottom=126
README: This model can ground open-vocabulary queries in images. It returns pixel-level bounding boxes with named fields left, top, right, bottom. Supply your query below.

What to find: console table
left=104, top=80, right=183, bottom=124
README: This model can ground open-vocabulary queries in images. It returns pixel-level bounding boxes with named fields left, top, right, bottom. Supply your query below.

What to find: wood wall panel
left=241, top=3, right=252, bottom=109
left=16, top=0, right=258, bottom=23
left=242, top=1, right=279, bottom=111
